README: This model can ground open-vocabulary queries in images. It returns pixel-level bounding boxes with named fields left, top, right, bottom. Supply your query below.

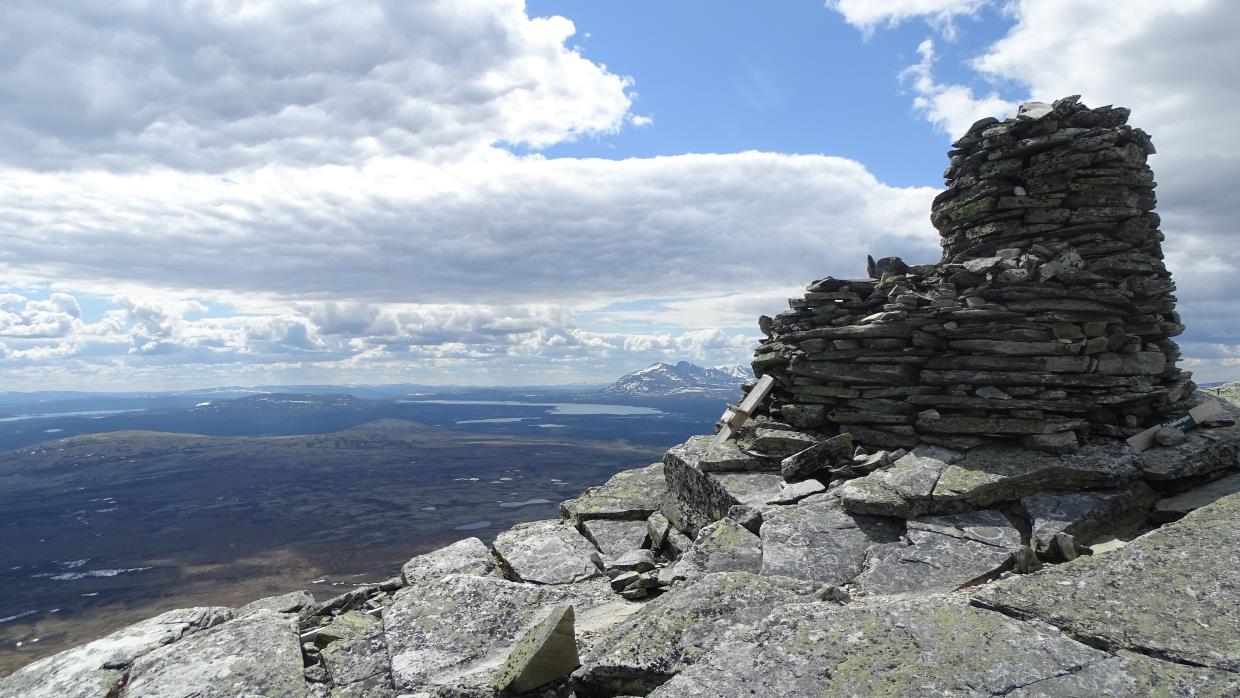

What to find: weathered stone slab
left=1137, top=434, right=1238, bottom=481
left=779, top=433, right=851, bottom=482
left=400, top=536, right=502, bottom=587
left=857, top=510, right=1021, bottom=596
left=1020, top=482, right=1156, bottom=551
left=122, top=609, right=306, bottom=697
left=493, top=520, right=602, bottom=585
left=560, top=462, right=666, bottom=522
left=238, top=590, right=315, bottom=618
left=491, top=604, right=579, bottom=695
left=740, top=428, right=819, bottom=458
left=648, top=600, right=1239, bottom=698
left=765, top=478, right=826, bottom=504
left=1153, top=471, right=1240, bottom=522
left=385, top=574, right=571, bottom=694
left=837, top=445, right=963, bottom=517
left=760, top=494, right=902, bottom=585
left=975, top=492, right=1240, bottom=671
left=696, top=439, right=777, bottom=472
left=671, top=519, right=762, bottom=581
left=579, top=518, right=649, bottom=558
left=574, top=572, right=820, bottom=696
left=662, top=437, right=783, bottom=537
left=320, top=611, right=391, bottom=693
left=0, top=606, right=233, bottom=698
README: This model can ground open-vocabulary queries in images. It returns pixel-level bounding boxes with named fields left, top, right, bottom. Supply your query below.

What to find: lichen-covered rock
left=765, top=477, right=825, bottom=505
left=661, top=437, right=782, bottom=537
left=0, top=606, right=232, bottom=698
left=1137, top=434, right=1238, bottom=481
left=384, top=574, right=572, bottom=694
left=647, top=599, right=1239, bottom=697
left=400, top=536, right=502, bottom=587
left=493, top=520, right=602, bottom=585
left=238, top=589, right=315, bottom=619
left=857, top=509, right=1021, bottom=595
left=320, top=611, right=392, bottom=695
left=975, top=491, right=1240, bottom=671
left=121, top=609, right=306, bottom=697
left=491, top=604, right=580, bottom=695
left=578, top=518, right=649, bottom=558
left=560, top=462, right=666, bottom=522
left=671, top=519, right=762, bottom=581
left=573, top=572, right=821, bottom=696
left=1153, top=471, right=1240, bottom=522
left=779, top=433, right=851, bottom=482
left=759, top=494, right=902, bottom=585
left=1020, top=481, right=1156, bottom=551
left=840, top=441, right=1138, bottom=517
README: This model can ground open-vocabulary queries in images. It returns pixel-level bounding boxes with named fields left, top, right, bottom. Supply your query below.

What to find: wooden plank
left=1126, top=399, right=1223, bottom=452
left=711, top=375, right=775, bottom=448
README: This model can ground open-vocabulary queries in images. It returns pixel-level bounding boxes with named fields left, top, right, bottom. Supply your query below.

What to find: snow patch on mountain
left=603, top=361, right=752, bottom=397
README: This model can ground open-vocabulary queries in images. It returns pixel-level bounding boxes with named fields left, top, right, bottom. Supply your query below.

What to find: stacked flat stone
left=752, top=96, right=1192, bottom=454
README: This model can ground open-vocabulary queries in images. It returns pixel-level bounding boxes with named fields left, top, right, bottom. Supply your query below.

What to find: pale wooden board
left=711, top=375, right=776, bottom=448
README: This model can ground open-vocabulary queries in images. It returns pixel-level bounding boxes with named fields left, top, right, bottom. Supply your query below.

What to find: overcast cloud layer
left=1, top=0, right=1238, bottom=389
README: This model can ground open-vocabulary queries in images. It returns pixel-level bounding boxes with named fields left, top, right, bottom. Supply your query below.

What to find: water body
left=402, top=400, right=662, bottom=416
left=455, top=417, right=528, bottom=424
left=0, top=409, right=146, bottom=423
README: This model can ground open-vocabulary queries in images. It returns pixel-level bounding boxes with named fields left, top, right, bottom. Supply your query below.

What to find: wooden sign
left=1126, top=399, right=1223, bottom=452
left=712, top=374, right=776, bottom=448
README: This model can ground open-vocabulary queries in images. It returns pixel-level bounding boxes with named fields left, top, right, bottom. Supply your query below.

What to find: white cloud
left=0, top=0, right=633, bottom=171
left=827, top=0, right=992, bottom=38
left=900, top=39, right=1015, bottom=139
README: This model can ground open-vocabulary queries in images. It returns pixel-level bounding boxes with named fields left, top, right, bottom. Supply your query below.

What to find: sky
left=1, top=0, right=1238, bottom=390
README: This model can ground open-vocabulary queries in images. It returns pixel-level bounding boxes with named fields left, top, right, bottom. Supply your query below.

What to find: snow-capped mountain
left=603, top=361, right=754, bottom=397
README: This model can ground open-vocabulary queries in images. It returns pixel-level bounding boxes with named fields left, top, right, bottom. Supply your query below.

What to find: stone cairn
left=752, top=95, right=1191, bottom=454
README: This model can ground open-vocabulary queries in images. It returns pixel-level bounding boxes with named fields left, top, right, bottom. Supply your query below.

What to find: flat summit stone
left=0, top=606, right=233, bottom=698
left=760, top=494, right=902, bottom=585
left=560, top=462, right=666, bottom=522
left=648, top=599, right=1239, bottom=697
left=493, top=520, right=602, bottom=585
left=975, top=491, right=1240, bottom=671
left=401, top=536, right=502, bottom=587
left=857, top=510, right=1021, bottom=596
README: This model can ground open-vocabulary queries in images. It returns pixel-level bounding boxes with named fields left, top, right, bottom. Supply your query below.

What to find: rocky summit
left=5, top=100, right=1240, bottom=698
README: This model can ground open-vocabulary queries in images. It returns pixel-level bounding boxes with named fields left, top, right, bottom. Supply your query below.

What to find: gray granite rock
left=661, top=437, right=783, bottom=537
left=671, top=519, right=762, bottom=581
left=238, top=589, right=315, bottom=618
left=1138, top=434, right=1238, bottom=481
left=122, top=609, right=306, bottom=698
left=320, top=611, right=391, bottom=694
left=1020, top=482, right=1156, bottom=551
left=0, top=606, right=233, bottom=698
left=493, top=520, right=602, bottom=585
left=574, top=572, right=821, bottom=696
left=578, top=518, right=649, bottom=558
left=765, top=478, right=825, bottom=505
left=1153, top=471, right=1240, bottom=522
left=779, top=433, right=851, bottom=482
left=975, top=491, right=1240, bottom=671
left=697, top=439, right=778, bottom=472
left=648, top=599, right=1239, bottom=697
left=400, top=536, right=502, bottom=587
left=836, top=445, right=963, bottom=517
left=857, top=509, right=1021, bottom=596
left=490, top=604, right=579, bottom=695
left=560, top=462, right=666, bottom=522
left=384, top=574, right=572, bottom=694
left=760, top=494, right=902, bottom=585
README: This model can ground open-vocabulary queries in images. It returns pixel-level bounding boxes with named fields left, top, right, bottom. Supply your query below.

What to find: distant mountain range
left=603, top=361, right=754, bottom=397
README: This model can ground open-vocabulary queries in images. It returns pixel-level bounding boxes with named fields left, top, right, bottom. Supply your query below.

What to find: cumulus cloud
left=827, top=0, right=992, bottom=38
left=0, top=154, right=937, bottom=305
left=0, top=0, right=633, bottom=171
left=900, top=39, right=1016, bottom=140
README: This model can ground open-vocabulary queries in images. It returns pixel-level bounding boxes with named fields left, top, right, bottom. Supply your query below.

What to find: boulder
left=648, top=599, right=1238, bottom=697
left=560, top=462, right=666, bottom=522
left=573, top=572, right=821, bottom=696
left=579, top=518, right=649, bottom=558
left=400, top=536, right=502, bottom=587
left=975, top=492, right=1240, bottom=672
left=760, top=494, right=902, bottom=585
left=237, top=590, right=315, bottom=619
left=662, top=437, right=783, bottom=537
left=765, top=478, right=826, bottom=505
left=384, top=574, right=573, bottom=694
left=857, top=510, right=1022, bottom=596
left=1137, top=435, right=1238, bottom=481
left=0, top=606, right=233, bottom=698
left=670, top=519, right=762, bottom=581
left=1019, top=482, right=1156, bottom=551
left=1152, top=471, right=1240, bottom=522
left=122, top=609, right=306, bottom=697
left=318, top=611, right=392, bottom=694
left=493, top=520, right=602, bottom=585
left=779, top=433, right=852, bottom=482
left=491, top=604, right=580, bottom=695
